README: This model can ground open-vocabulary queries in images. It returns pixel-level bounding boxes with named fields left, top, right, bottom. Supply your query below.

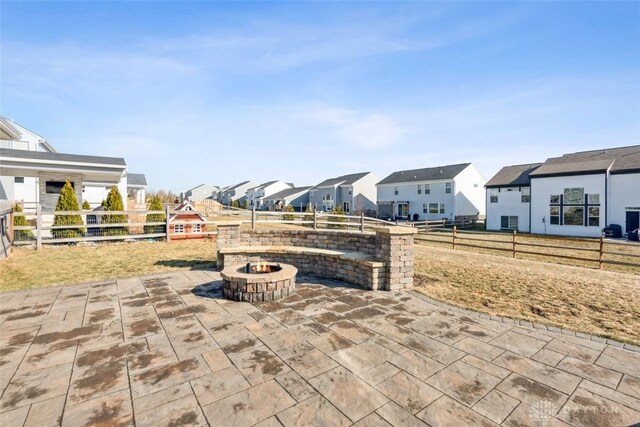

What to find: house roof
left=169, top=200, right=206, bottom=222
left=248, top=180, right=279, bottom=191
left=0, top=115, right=56, bottom=152
left=530, top=145, right=640, bottom=177
left=316, top=172, right=370, bottom=188
left=485, top=163, right=543, bottom=188
left=183, top=183, right=219, bottom=193
left=225, top=180, right=252, bottom=191
left=0, top=148, right=126, bottom=167
left=263, top=186, right=311, bottom=200
left=127, top=173, right=147, bottom=187
left=377, top=163, right=470, bottom=185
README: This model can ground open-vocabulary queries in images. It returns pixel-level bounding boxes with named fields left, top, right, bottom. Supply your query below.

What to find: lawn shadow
left=154, top=260, right=215, bottom=270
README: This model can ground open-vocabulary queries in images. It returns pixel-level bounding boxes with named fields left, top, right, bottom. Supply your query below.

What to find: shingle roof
left=530, top=145, right=640, bottom=177
left=127, top=173, right=147, bottom=186
left=485, top=163, right=542, bottom=188
left=263, top=186, right=311, bottom=200
left=0, top=148, right=126, bottom=166
left=377, top=163, right=470, bottom=185
left=226, top=180, right=252, bottom=191
left=316, top=172, right=370, bottom=187
left=248, top=180, right=279, bottom=191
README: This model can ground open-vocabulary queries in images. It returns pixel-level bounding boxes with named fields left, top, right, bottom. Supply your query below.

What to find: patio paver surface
left=1, top=271, right=639, bottom=426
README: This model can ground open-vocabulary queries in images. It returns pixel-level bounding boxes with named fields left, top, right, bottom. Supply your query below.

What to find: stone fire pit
left=221, top=262, right=297, bottom=302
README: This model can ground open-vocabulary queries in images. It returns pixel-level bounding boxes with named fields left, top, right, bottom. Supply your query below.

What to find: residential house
left=376, top=163, right=486, bottom=221
left=486, top=145, right=640, bottom=237
left=169, top=200, right=207, bottom=240
left=308, top=172, right=378, bottom=213
left=0, top=116, right=146, bottom=211
left=263, top=186, right=311, bottom=211
left=127, top=174, right=147, bottom=206
left=246, top=181, right=292, bottom=209
left=218, top=180, right=257, bottom=206
left=180, top=184, right=220, bottom=202
left=484, top=164, right=542, bottom=232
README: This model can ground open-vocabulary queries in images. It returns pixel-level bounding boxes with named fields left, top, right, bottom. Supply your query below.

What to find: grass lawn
left=2, top=237, right=638, bottom=345
left=414, top=245, right=640, bottom=345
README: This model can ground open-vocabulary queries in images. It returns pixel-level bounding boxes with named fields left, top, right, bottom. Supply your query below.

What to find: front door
left=626, top=211, right=640, bottom=233
left=343, top=202, right=350, bottom=213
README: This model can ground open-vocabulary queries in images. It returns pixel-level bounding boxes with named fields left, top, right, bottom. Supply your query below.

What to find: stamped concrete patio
left=0, top=271, right=639, bottom=427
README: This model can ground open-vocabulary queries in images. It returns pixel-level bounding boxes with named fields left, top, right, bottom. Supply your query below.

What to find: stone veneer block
left=221, top=263, right=297, bottom=302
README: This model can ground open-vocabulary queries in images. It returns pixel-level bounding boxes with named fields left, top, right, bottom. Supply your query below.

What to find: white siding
left=377, top=181, right=455, bottom=220
left=352, top=173, right=378, bottom=212
left=530, top=174, right=606, bottom=237
left=486, top=187, right=531, bottom=232
left=609, top=173, right=640, bottom=234
left=453, top=165, right=486, bottom=216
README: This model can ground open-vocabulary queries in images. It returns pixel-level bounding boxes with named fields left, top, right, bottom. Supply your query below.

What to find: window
left=425, top=184, right=430, bottom=194
left=423, top=203, right=429, bottom=214
left=428, top=203, right=439, bottom=214
left=550, top=207, right=560, bottom=225
left=521, top=187, right=530, bottom=203
left=174, top=224, right=184, bottom=233
left=46, top=181, right=73, bottom=194
left=550, top=195, right=560, bottom=204
left=445, top=182, right=452, bottom=194
left=14, top=177, right=24, bottom=184
left=588, top=194, right=600, bottom=204
left=394, top=186, right=398, bottom=195
left=501, top=216, right=519, bottom=230
left=14, top=141, right=29, bottom=150
left=439, top=203, right=445, bottom=214
left=192, top=223, right=201, bottom=233
left=563, top=207, right=584, bottom=226
left=588, top=207, right=600, bottom=227
left=417, top=184, right=422, bottom=194
left=397, top=203, right=408, bottom=217
left=564, top=188, right=584, bottom=204
left=474, top=183, right=479, bottom=188
left=489, top=189, right=498, bottom=203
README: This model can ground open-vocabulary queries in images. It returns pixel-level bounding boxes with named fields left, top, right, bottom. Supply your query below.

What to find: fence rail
left=415, top=226, right=640, bottom=271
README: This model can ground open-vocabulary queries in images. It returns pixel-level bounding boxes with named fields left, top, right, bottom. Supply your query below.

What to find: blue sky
left=1, top=1, right=638, bottom=192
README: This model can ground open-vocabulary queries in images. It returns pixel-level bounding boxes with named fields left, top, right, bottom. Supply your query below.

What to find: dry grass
left=416, top=230, right=640, bottom=274
left=413, top=245, right=640, bottom=345
left=0, top=240, right=215, bottom=292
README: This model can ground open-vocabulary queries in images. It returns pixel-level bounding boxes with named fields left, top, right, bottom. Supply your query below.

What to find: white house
left=262, top=186, right=311, bottom=211
left=485, top=163, right=542, bottom=232
left=376, top=163, right=486, bottom=221
left=127, top=174, right=147, bottom=206
left=0, top=116, right=147, bottom=211
left=308, top=172, right=378, bottom=213
left=246, top=180, right=292, bottom=210
left=529, top=146, right=640, bottom=237
left=180, top=184, right=220, bottom=202
left=218, top=180, right=257, bottom=206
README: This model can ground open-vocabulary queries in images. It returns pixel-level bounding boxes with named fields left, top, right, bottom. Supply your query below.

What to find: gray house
left=218, top=180, right=257, bottom=206
left=180, top=183, right=220, bottom=202
left=262, top=186, right=311, bottom=211
left=308, top=172, right=378, bottom=213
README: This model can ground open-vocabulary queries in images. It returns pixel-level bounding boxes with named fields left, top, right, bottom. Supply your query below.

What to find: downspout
left=604, top=172, right=608, bottom=227
left=528, top=184, right=532, bottom=233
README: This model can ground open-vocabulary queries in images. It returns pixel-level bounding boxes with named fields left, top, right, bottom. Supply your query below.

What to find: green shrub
left=242, top=199, right=249, bottom=209
left=52, top=180, right=85, bottom=239
left=82, top=200, right=91, bottom=210
left=283, top=205, right=295, bottom=221
left=102, top=186, right=129, bottom=236
left=12, top=203, right=33, bottom=241
left=231, top=200, right=240, bottom=208
left=329, top=206, right=348, bottom=229
left=303, top=203, right=314, bottom=227
left=145, top=195, right=165, bottom=234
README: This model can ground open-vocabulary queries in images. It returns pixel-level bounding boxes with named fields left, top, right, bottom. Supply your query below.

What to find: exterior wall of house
left=377, top=180, right=455, bottom=220
left=609, top=173, right=640, bottom=234
left=352, top=173, right=378, bottom=212
left=453, top=165, right=486, bottom=217
left=183, top=185, right=217, bottom=202
left=485, top=186, right=531, bottom=232
left=169, top=213, right=206, bottom=240
left=38, top=172, right=84, bottom=211
left=310, top=187, right=338, bottom=211
left=83, top=185, right=110, bottom=208
left=530, top=174, right=606, bottom=237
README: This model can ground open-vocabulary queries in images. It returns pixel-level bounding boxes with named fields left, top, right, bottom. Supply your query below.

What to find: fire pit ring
left=221, top=262, right=297, bottom=302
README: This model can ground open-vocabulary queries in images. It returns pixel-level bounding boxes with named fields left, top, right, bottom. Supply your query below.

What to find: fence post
left=9, top=209, right=14, bottom=243
left=313, top=207, right=317, bottom=230
left=251, top=207, right=256, bottom=230
left=359, top=212, right=364, bottom=232
left=36, top=204, right=42, bottom=251
left=165, top=206, right=171, bottom=242
left=452, top=225, right=457, bottom=250
left=599, top=234, right=604, bottom=270
left=512, top=230, right=517, bottom=258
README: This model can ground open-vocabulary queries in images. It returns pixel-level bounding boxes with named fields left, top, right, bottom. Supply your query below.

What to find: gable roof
left=530, top=145, right=640, bottom=178
left=183, top=183, right=219, bottom=193
left=225, top=180, right=252, bottom=191
left=377, top=163, right=470, bottom=185
left=485, top=164, right=542, bottom=188
left=248, top=180, right=279, bottom=191
left=263, top=186, right=311, bottom=200
left=0, top=148, right=126, bottom=167
left=316, top=172, right=370, bottom=188
left=169, top=200, right=206, bottom=222
left=127, top=173, right=147, bottom=187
